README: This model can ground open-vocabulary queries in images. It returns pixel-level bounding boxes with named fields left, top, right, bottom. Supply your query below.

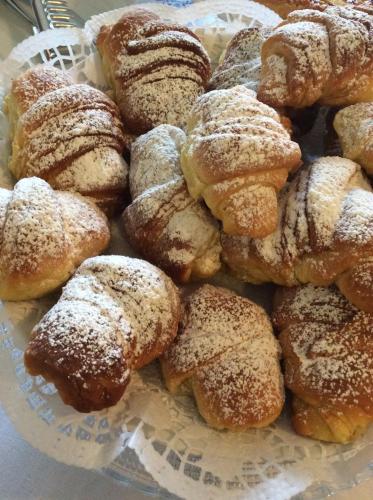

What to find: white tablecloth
left=0, top=2, right=372, bottom=499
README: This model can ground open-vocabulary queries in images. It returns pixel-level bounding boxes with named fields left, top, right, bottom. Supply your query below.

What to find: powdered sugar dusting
left=129, top=124, right=185, bottom=198
left=35, top=298, right=130, bottom=381
left=53, top=147, right=129, bottom=201
left=337, top=188, right=373, bottom=245
left=259, top=7, right=373, bottom=107
left=1, top=178, right=67, bottom=274
left=277, top=285, right=373, bottom=408
left=97, top=10, right=211, bottom=133
left=222, top=157, right=373, bottom=286
left=259, top=19, right=331, bottom=107
left=163, top=284, right=283, bottom=427
left=197, top=337, right=283, bottom=425
left=64, top=256, right=179, bottom=361
left=182, top=86, right=301, bottom=236
left=307, top=156, right=356, bottom=249
left=210, top=27, right=271, bottom=91
left=123, top=125, right=221, bottom=282
left=28, top=255, right=179, bottom=386
left=273, top=285, right=359, bottom=328
left=0, top=177, right=109, bottom=277
left=334, top=102, right=373, bottom=174
left=9, top=65, right=73, bottom=115
left=116, top=35, right=208, bottom=81
left=10, top=83, right=127, bottom=211
left=57, top=191, right=110, bottom=260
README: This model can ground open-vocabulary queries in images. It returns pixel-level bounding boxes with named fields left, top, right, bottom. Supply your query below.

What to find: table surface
left=0, top=1, right=372, bottom=499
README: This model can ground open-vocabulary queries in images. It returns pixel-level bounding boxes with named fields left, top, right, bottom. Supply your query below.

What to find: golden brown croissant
left=254, top=0, right=373, bottom=17
left=24, top=255, right=180, bottom=412
left=97, top=8, right=211, bottom=135
left=6, top=67, right=129, bottom=214
left=273, top=284, right=373, bottom=443
left=222, top=156, right=373, bottom=313
left=122, top=125, right=221, bottom=283
left=258, top=6, right=373, bottom=108
left=334, top=103, right=373, bottom=175
left=209, top=27, right=272, bottom=91
left=161, top=284, right=284, bottom=430
left=0, top=177, right=110, bottom=301
left=181, top=85, right=302, bottom=238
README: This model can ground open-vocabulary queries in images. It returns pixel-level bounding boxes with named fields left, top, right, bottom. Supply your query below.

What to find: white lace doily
left=0, top=2, right=372, bottom=499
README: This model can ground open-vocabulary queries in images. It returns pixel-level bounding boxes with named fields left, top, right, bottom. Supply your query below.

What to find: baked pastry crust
left=209, top=27, right=272, bottom=91
left=222, top=156, right=373, bottom=313
left=6, top=67, right=129, bottom=214
left=273, top=284, right=373, bottom=443
left=0, top=177, right=110, bottom=301
left=123, top=124, right=221, bottom=282
left=4, top=65, right=73, bottom=138
left=97, top=8, right=211, bottom=135
left=334, top=102, right=373, bottom=175
left=24, top=255, right=180, bottom=412
left=255, top=0, right=373, bottom=17
left=258, top=6, right=373, bottom=108
left=162, top=284, right=284, bottom=430
left=181, top=85, right=302, bottom=238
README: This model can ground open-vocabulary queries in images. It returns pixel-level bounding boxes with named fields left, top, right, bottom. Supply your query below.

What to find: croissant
left=222, top=156, right=373, bottom=313
left=161, top=284, right=284, bottom=430
left=209, top=29, right=319, bottom=138
left=0, top=177, right=110, bottom=301
left=209, top=27, right=272, bottom=91
left=122, top=125, right=221, bottom=283
left=273, top=284, right=373, bottom=443
left=6, top=67, right=129, bottom=214
left=96, top=8, right=211, bottom=135
left=258, top=7, right=373, bottom=108
left=334, top=103, right=373, bottom=175
left=181, top=86, right=302, bottom=238
left=24, top=255, right=180, bottom=412
left=254, top=0, right=373, bottom=17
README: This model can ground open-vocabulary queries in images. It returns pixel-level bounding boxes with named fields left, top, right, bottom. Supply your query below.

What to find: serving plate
left=0, top=2, right=372, bottom=499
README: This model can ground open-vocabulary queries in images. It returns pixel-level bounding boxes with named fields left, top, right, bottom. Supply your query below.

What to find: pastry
left=122, top=124, right=221, bottom=283
left=6, top=67, right=129, bottom=214
left=210, top=30, right=319, bottom=137
left=97, top=8, right=211, bottom=135
left=24, top=255, right=180, bottom=412
left=334, top=103, right=373, bottom=175
left=222, top=156, right=373, bottom=313
left=161, top=284, right=284, bottom=430
left=0, top=177, right=110, bottom=301
left=254, top=0, right=326, bottom=17
left=258, top=7, right=373, bottom=108
left=209, top=27, right=272, bottom=91
left=273, top=284, right=373, bottom=443
left=254, top=0, right=373, bottom=18
left=181, top=86, right=302, bottom=238
left=4, top=65, right=73, bottom=138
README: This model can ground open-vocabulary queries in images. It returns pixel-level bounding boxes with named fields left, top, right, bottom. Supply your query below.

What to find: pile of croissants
left=2, top=2, right=373, bottom=445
